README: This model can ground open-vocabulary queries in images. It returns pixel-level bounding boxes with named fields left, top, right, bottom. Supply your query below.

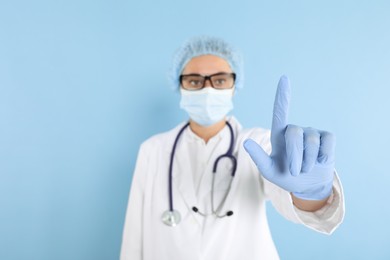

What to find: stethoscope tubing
left=167, top=121, right=236, bottom=219
left=168, top=122, right=190, bottom=212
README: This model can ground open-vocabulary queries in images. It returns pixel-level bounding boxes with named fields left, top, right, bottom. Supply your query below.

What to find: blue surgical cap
left=169, top=36, right=244, bottom=90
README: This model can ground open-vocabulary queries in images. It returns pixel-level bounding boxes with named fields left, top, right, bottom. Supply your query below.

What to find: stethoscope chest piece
left=161, top=210, right=181, bottom=227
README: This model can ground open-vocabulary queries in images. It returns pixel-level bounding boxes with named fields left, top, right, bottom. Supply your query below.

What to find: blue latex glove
left=243, top=76, right=335, bottom=200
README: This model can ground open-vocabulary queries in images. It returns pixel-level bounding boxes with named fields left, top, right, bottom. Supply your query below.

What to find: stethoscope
left=161, top=121, right=237, bottom=227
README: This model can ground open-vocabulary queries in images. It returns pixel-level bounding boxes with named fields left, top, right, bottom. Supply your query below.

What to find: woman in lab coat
left=120, top=36, right=344, bottom=260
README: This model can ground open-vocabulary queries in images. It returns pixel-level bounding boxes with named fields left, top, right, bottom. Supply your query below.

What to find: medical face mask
left=180, top=87, right=234, bottom=126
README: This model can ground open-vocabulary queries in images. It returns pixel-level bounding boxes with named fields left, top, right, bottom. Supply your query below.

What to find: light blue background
left=1, top=0, right=389, bottom=259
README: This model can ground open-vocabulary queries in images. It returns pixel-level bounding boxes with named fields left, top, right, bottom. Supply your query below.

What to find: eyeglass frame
left=179, top=72, right=236, bottom=91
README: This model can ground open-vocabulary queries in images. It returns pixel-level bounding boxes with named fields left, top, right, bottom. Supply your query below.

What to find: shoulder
left=238, top=127, right=271, bottom=153
left=230, top=116, right=270, bottom=142
left=239, top=127, right=270, bottom=141
left=229, top=117, right=271, bottom=153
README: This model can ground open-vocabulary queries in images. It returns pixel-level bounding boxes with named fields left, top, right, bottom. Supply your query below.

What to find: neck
left=189, top=118, right=227, bottom=143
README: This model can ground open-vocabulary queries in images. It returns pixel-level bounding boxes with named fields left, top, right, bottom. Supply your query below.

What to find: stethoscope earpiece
left=192, top=206, right=234, bottom=218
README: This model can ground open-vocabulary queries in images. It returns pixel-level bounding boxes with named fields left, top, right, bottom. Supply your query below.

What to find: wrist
left=292, top=180, right=333, bottom=201
left=291, top=192, right=331, bottom=212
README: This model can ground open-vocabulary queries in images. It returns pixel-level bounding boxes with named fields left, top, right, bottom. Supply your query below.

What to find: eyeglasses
left=180, top=72, right=236, bottom=91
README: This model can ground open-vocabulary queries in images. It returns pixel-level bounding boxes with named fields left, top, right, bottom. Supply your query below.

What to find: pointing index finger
left=271, top=75, right=291, bottom=151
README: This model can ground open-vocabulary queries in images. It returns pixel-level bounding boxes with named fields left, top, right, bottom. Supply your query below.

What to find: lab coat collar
left=164, top=116, right=242, bottom=158
left=184, top=122, right=229, bottom=145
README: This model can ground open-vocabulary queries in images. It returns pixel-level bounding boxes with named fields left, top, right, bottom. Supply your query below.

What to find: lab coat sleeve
left=263, top=171, right=345, bottom=235
left=120, top=142, right=149, bottom=260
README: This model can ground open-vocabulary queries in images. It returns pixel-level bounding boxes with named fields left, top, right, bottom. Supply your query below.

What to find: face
left=182, top=55, right=233, bottom=88
left=179, top=55, right=235, bottom=127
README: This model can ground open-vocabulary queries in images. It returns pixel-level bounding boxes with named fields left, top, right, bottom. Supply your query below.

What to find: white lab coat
left=120, top=117, right=344, bottom=260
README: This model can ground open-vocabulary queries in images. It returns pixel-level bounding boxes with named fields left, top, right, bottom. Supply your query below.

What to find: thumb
left=244, top=139, right=273, bottom=176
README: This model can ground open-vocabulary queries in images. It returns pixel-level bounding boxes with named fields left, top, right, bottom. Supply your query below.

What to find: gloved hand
left=243, top=76, right=335, bottom=200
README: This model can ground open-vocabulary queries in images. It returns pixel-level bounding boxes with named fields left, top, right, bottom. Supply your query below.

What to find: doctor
left=120, top=36, right=344, bottom=260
